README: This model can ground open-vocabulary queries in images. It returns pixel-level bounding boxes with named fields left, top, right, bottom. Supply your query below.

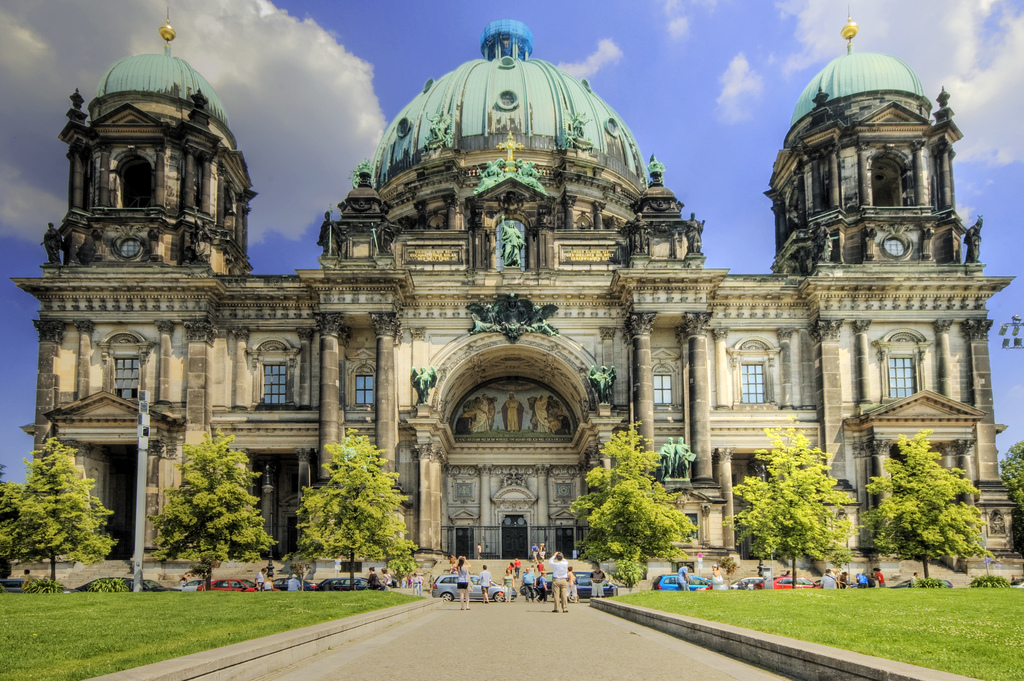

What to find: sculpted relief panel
left=452, top=379, right=575, bottom=439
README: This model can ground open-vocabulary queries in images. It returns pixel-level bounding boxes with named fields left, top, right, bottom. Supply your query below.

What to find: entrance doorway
left=454, top=527, right=475, bottom=558
left=555, top=526, right=575, bottom=558
left=501, top=515, right=527, bottom=559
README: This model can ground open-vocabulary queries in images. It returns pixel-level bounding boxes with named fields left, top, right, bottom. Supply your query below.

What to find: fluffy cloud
left=556, top=39, right=624, bottom=79
left=777, top=0, right=1024, bottom=164
left=717, top=53, right=763, bottom=122
left=0, top=0, right=384, bottom=243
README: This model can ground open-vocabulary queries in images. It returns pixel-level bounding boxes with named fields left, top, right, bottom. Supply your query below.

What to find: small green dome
left=791, top=51, right=926, bottom=126
left=373, top=23, right=644, bottom=187
left=96, top=49, right=229, bottom=125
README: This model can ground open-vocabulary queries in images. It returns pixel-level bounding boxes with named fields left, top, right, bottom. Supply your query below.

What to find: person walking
left=367, top=567, right=381, bottom=590
left=535, top=572, right=547, bottom=603
left=521, top=566, right=536, bottom=601
left=502, top=566, right=515, bottom=604
left=255, top=568, right=266, bottom=592
left=590, top=565, right=606, bottom=599
left=456, top=556, right=472, bottom=610
left=567, top=565, right=578, bottom=603
left=549, top=551, right=570, bottom=612
left=514, top=557, right=521, bottom=578
left=479, top=564, right=493, bottom=604
left=531, top=544, right=539, bottom=562
left=711, top=565, right=727, bottom=590
left=413, top=572, right=423, bottom=596
left=538, top=543, right=547, bottom=561
left=677, top=563, right=690, bottom=592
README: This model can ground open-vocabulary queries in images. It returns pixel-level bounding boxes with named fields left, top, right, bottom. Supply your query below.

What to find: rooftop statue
left=647, top=154, right=666, bottom=186
left=411, top=366, right=438, bottom=404
left=562, top=112, right=593, bottom=150
left=424, top=112, right=453, bottom=151
left=43, top=222, right=63, bottom=265
left=350, top=159, right=373, bottom=188
left=965, top=215, right=983, bottom=264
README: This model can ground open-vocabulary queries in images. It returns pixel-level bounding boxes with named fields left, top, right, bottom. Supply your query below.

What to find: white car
left=172, top=578, right=204, bottom=591
left=431, top=574, right=516, bottom=601
left=1011, top=579, right=1024, bottom=589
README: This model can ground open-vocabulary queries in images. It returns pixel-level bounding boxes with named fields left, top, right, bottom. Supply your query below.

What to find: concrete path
left=253, top=598, right=790, bottom=681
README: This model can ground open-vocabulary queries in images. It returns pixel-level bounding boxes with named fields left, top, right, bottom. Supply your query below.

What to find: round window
left=882, top=237, right=907, bottom=257
left=604, top=117, right=620, bottom=136
left=496, top=90, right=519, bottom=111
left=116, top=237, right=142, bottom=258
left=396, top=118, right=411, bottom=138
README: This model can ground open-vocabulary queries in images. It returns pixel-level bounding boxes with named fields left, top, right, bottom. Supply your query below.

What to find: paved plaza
left=253, top=599, right=788, bottom=681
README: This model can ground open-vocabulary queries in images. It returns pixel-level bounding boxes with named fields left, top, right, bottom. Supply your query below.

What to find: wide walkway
left=254, top=597, right=790, bottom=681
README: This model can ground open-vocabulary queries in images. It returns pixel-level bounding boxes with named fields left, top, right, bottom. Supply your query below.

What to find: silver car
left=431, top=574, right=516, bottom=602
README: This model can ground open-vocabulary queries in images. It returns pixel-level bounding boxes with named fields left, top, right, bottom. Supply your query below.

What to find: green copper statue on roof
left=424, top=112, right=453, bottom=151
left=350, top=159, right=373, bottom=188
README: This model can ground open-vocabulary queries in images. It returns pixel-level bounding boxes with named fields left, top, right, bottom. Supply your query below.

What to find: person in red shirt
left=514, top=557, right=521, bottom=578
left=873, top=567, right=886, bottom=587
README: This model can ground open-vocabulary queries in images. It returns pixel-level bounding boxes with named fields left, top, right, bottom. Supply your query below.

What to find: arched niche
left=451, top=378, right=575, bottom=438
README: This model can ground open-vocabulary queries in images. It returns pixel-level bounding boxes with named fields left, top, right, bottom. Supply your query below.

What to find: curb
left=86, top=598, right=441, bottom=681
left=590, top=599, right=981, bottom=681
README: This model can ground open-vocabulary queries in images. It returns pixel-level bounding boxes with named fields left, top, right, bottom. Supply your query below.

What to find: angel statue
left=656, top=437, right=696, bottom=482
left=411, top=366, right=438, bottom=405
left=587, top=365, right=616, bottom=404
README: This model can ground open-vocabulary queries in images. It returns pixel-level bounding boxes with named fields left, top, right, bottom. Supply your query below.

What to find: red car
left=196, top=578, right=264, bottom=592
left=773, top=576, right=816, bottom=589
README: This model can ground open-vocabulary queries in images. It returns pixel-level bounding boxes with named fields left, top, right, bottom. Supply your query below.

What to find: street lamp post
left=999, top=315, right=1023, bottom=349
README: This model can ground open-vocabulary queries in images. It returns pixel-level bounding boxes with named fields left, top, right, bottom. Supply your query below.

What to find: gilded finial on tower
left=497, top=130, right=525, bottom=171
left=159, top=10, right=176, bottom=45
left=841, top=14, right=858, bottom=54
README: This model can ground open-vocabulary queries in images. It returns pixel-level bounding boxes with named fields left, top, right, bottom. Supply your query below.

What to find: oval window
left=882, top=237, right=907, bottom=257
left=396, top=118, right=411, bottom=138
left=496, top=90, right=519, bottom=111
left=604, top=117, right=619, bottom=136
left=116, top=237, right=142, bottom=258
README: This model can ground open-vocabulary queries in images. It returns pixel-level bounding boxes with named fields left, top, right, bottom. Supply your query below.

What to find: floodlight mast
left=999, top=315, right=1023, bottom=349
left=132, top=391, right=151, bottom=592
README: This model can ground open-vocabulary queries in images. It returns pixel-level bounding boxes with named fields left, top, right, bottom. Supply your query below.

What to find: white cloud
left=717, top=52, right=763, bottom=122
left=0, top=0, right=384, bottom=243
left=668, top=17, right=691, bottom=40
left=556, top=39, right=624, bottom=79
left=663, top=0, right=691, bottom=40
left=777, top=0, right=1024, bottom=164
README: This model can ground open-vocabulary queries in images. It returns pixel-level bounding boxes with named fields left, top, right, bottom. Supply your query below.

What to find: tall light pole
left=132, top=390, right=151, bottom=592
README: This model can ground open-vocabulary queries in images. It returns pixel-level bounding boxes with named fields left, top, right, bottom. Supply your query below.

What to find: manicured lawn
left=616, top=588, right=1024, bottom=681
left=0, top=590, right=418, bottom=681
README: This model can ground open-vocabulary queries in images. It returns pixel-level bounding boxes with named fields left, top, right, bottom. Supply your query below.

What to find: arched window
left=121, top=159, right=152, bottom=208
left=870, top=157, right=904, bottom=207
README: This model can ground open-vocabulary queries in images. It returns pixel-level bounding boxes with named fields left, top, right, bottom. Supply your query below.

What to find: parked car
left=197, top=578, right=260, bottom=592
left=571, top=572, right=619, bottom=598
left=651, top=574, right=711, bottom=591
left=74, top=578, right=171, bottom=592
left=1011, top=579, right=1024, bottom=588
left=888, top=578, right=953, bottom=588
left=0, top=578, right=25, bottom=593
left=729, top=577, right=765, bottom=590
left=272, top=577, right=317, bottom=591
left=172, top=579, right=205, bottom=592
left=317, top=577, right=368, bottom=591
left=431, top=574, right=516, bottom=602
left=772, top=576, right=816, bottom=589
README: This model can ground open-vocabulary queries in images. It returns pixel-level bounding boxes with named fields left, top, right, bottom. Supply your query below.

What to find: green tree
left=0, top=462, right=17, bottom=577
left=571, top=425, right=695, bottom=564
left=151, top=432, right=273, bottom=589
left=864, top=430, right=986, bottom=578
left=295, top=431, right=416, bottom=585
left=731, top=427, right=853, bottom=584
left=1, top=439, right=115, bottom=580
left=999, top=440, right=1024, bottom=554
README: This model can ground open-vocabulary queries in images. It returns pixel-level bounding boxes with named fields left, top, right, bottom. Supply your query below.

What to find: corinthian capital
left=625, top=312, right=656, bottom=337
left=183, top=319, right=216, bottom=344
left=810, top=318, right=843, bottom=342
left=371, top=312, right=402, bottom=339
left=678, top=312, right=712, bottom=338
left=34, top=319, right=66, bottom=344
left=960, top=318, right=993, bottom=341
left=315, top=313, right=348, bottom=338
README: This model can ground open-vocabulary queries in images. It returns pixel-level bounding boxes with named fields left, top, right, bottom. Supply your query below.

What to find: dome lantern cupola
left=480, top=19, right=533, bottom=61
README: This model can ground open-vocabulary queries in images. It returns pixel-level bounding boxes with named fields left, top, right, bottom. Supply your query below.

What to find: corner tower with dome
left=15, top=19, right=1017, bottom=580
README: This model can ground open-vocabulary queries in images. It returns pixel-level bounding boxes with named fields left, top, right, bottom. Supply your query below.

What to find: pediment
left=449, top=508, right=478, bottom=521
left=45, top=392, right=184, bottom=427
left=854, top=390, right=985, bottom=425
left=474, top=176, right=547, bottom=203
left=91, top=103, right=165, bottom=128
left=858, top=102, right=930, bottom=126
left=493, top=485, right=535, bottom=502
left=550, top=508, right=576, bottom=521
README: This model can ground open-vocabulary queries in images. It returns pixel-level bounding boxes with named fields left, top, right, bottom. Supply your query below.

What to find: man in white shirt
left=548, top=551, right=570, bottom=612
left=478, top=565, right=492, bottom=603
left=287, top=574, right=301, bottom=591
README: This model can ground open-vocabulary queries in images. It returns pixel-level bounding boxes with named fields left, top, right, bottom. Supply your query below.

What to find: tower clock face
left=882, top=237, right=907, bottom=257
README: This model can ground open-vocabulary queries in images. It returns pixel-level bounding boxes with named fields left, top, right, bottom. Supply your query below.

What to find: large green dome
left=96, top=48, right=229, bottom=125
left=791, top=50, right=927, bottom=126
left=373, top=21, right=644, bottom=187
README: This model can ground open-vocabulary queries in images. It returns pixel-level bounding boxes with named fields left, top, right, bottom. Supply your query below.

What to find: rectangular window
left=741, top=364, right=765, bottom=403
left=888, top=357, right=915, bottom=398
left=114, top=358, right=139, bottom=399
left=263, top=364, right=287, bottom=404
left=686, top=513, right=699, bottom=542
left=355, top=375, right=374, bottom=404
left=653, top=374, right=672, bottom=404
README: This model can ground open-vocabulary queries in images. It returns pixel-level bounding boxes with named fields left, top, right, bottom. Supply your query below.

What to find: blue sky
left=0, top=0, right=1021, bottom=481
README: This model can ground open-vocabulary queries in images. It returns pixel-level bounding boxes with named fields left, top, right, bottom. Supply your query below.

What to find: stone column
left=939, top=143, right=953, bottom=210
left=296, top=448, right=312, bottom=497
left=810, top=155, right=823, bottom=214
left=592, top=201, right=605, bottom=231
left=717, top=448, right=735, bottom=549
left=98, top=146, right=111, bottom=207
left=599, top=326, right=617, bottom=371
left=829, top=146, right=841, bottom=209
left=316, top=313, right=347, bottom=472
left=74, top=320, right=94, bottom=400
left=712, top=327, right=730, bottom=408
left=853, top=320, right=872, bottom=409
left=776, top=328, right=794, bottom=409
left=811, top=319, right=844, bottom=457
left=933, top=319, right=953, bottom=397
left=626, top=312, right=656, bottom=445
left=32, top=320, right=65, bottom=449
left=953, top=439, right=977, bottom=505
left=444, top=194, right=458, bottom=230
left=154, top=145, right=166, bottom=210
left=298, top=328, right=313, bottom=407
left=870, top=438, right=892, bottom=507
left=912, top=141, right=927, bottom=206
left=537, top=464, right=550, bottom=526
left=961, top=319, right=997, bottom=479
left=70, top=146, right=85, bottom=210
left=681, top=313, right=713, bottom=483
left=372, top=312, right=401, bottom=469
left=561, top=194, right=576, bottom=230
left=155, top=321, right=174, bottom=404
left=479, top=465, right=492, bottom=527
left=183, top=149, right=196, bottom=210
left=229, top=327, right=248, bottom=409
left=200, top=155, right=213, bottom=215
left=857, top=143, right=871, bottom=207
left=799, top=328, right=814, bottom=408
left=183, top=319, right=215, bottom=444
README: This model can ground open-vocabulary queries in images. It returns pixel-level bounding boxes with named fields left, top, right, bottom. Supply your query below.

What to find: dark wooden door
left=501, top=515, right=528, bottom=558
left=455, top=527, right=474, bottom=558
left=555, top=527, right=575, bottom=557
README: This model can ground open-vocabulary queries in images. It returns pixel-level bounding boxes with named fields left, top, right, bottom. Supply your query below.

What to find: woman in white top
left=456, top=556, right=472, bottom=610
left=711, top=565, right=727, bottom=590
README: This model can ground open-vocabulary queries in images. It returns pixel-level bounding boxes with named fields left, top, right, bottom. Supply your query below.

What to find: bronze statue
left=965, top=215, right=983, bottom=263
left=501, top=219, right=525, bottom=268
left=587, top=365, right=616, bottom=404
left=42, top=222, right=62, bottom=265
left=317, top=211, right=335, bottom=256
left=411, top=366, right=437, bottom=405
left=656, top=437, right=696, bottom=482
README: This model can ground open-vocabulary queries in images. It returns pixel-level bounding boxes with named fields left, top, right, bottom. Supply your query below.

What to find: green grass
left=0, top=591, right=418, bottom=681
left=616, top=589, right=1024, bottom=681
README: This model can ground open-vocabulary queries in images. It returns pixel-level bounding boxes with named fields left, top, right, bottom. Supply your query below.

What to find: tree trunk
left=922, top=558, right=930, bottom=579
left=50, top=555, right=56, bottom=581
left=349, top=552, right=355, bottom=587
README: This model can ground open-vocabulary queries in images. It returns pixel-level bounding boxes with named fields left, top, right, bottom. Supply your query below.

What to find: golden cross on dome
left=497, top=131, right=524, bottom=170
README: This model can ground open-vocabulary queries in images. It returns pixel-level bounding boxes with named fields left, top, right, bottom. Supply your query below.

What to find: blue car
left=651, top=574, right=711, bottom=591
